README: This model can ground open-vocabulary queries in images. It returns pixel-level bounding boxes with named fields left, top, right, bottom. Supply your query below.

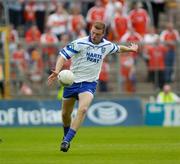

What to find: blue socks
left=64, top=128, right=76, bottom=143
left=63, top=126, right=70, bottom=137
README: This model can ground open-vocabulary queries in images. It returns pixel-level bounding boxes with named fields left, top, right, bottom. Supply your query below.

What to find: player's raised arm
left=119, top=43, right=138, bottom=53
left=47, top=55, right=66, bottom=86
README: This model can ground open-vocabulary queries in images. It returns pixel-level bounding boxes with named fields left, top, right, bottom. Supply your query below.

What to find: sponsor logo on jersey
left=86, top=52, right=102, bottom=63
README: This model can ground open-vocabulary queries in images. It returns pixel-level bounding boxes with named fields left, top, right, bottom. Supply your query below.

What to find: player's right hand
left=47, top=70, right=58, bottom=86
left=129, top=43, right=138, bottom=52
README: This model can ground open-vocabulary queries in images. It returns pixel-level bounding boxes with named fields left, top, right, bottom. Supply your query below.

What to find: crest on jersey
left=101, top=47, right=106, bottom=53
left=67, top=43, right=75, bottom=49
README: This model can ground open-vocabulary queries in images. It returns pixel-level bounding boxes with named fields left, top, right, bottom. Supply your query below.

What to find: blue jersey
left=59, top=36, right=120, bottom=83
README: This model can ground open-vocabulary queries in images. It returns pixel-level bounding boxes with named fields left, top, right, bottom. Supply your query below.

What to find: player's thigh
left=78, top=92, right=94, bottom=110
left=62, top=98, right=76, bottom=115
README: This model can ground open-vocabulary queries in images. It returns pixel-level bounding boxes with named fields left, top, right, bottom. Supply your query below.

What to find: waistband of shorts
left=73, top=81, right=98, bottom=85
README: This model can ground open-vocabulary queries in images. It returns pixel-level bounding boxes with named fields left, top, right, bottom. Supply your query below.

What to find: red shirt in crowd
left=12, top=48, right=28, bottom=79
left=24, top=2, right=36, bottom=22
left=99, top=61, right=110, bottom=82
left=160, top=29, right=180, bottom=49
left=112, top=13, right=128, bottom=41
left=121, top=31, right=142, bottom=59
left=129, top=8, right=149, bottom=36
left=120, top=54, right=134, bottom=78
left=86, top=5, right=105, bottom=29
left=25, top=26, right=41, bottom=43
left=40, top=32, right=58, bottom=55
left=69, top=15, right=85, bottom=33
left=146, top=44, right=167, bottom=71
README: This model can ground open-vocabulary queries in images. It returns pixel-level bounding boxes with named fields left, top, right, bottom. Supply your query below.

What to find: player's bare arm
left=119, top=43, right=138, bottom=53
left=47, top=55, right=66, bottom=86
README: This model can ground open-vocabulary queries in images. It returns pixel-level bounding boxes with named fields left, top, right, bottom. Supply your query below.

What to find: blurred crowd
left=0, top=0, right=180, bottom=97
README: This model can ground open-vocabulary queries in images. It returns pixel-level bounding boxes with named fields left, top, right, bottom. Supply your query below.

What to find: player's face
left=90, top=26, right=104, bottom=44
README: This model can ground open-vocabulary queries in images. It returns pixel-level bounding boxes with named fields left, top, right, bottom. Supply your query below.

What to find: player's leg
left=61, top=97, right=76, bottom=138
left=63, top=92, right=93, bottom=144
left=60, top=97, right=76, bottom=152
left=71, top=92, right=93, bottom=130
left=61, top=82, right=97, bottom=152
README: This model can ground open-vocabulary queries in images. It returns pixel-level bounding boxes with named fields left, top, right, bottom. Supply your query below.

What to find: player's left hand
left=129, top=43, right=138, bottom=52
left=47, top=70, right=58, bottom=86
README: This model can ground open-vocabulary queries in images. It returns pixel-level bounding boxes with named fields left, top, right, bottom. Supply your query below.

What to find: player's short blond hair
left=92, top=21, right=106, bottom=33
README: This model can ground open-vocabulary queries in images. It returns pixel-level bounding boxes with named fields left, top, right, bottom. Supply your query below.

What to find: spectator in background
left=98, top=58, right=110, bottom=92
left=157, top=84, right=180, bottom=103
left=8, top=25, right=19, bottom=51
left=111, top=2, right=128, bottom=42
left=28, top=47, right=44, bottom=87
left=144, top=37, right=167, bottom=89
left=103, top=0, right=121, bottom=41
left=143, top=26, right=160, bottom=80
left=129, top=2, right=150, bottom=36
left=59, top=33, right=71, bottom=49
left=25, top=24, right=41, bottom=44
left=35, top=1, right=46, bottom=33
left=120, top=53, right=136, bottom=93
left=68, top=4, right=86, bottom=40
left=101, top=0, right=109, bottom=7
left=8, top=0, right=24, bottom=29
left=104, top=0, right=122, bottom=26
left=47, top=3, right=69, bottom=40
left=40, top=26, right=58, bottom=73
left=144, top=26, right=159, bottom=45
left=12, top=43, right=33, bottom=96
left=40, top=27, right=58, bottom=55
left=120, top=27, right=142, bottom=63
left=160, top=22, right=180, bottom=83
left=12, top=43, right=29, bottom=91
left=1, top=25, right=19, bottom=54
left=102, top=0, right=126, bottom=7
left=24, top=0, right=37, bottom=32
left=71, top=23, right=87, bottom=40
left=12, top=43, right=29, bottom=76
left=120, top=26, right=139, bottom=93
left=45, top=33, right=71, bottom=82
left=86, top=0, right=105, bottom=32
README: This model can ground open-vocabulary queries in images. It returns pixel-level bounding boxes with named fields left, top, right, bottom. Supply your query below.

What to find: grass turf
left=0, top=127, right=180, bottom=164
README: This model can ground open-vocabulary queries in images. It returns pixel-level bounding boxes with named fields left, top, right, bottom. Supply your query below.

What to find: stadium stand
left=0, top=0, right=180, bottom=100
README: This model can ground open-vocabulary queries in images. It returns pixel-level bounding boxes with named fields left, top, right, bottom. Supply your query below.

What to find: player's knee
left=78, top=107, right=88, bottom=115
left=62, top=109, right=70, bottom=119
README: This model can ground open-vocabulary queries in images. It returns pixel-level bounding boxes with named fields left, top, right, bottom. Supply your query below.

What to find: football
left=57, top=70, right=74, bottom=86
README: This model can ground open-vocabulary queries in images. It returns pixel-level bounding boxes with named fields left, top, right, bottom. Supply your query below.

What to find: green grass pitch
left=1, top=127, right=180, bottom=164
